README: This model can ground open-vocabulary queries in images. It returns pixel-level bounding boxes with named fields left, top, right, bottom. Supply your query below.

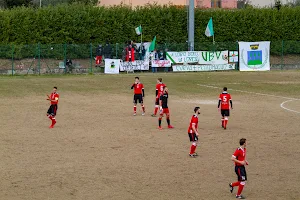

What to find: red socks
left=134, top=106, right=137, bottom=113
left=231, top=182, right=240, bottom=187
left=190, top=143, right=197, bottom=154
left=154, top=107, right=158, bottom=115
left=224, top=118, right=228, bottom=128
left=237, top=182, right=245, bottom=196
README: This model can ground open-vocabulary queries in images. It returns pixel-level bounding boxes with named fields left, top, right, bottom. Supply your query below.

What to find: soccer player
left=229, top=138, right=248, bottom=199
left=158, top=86, right=174, bottom=129
left=187, top=107, right=200, bottom=158
left=46, top=87, right=59, bottom=128
left=152, top=78, right=166, bottom=117
left=218, top=87, right=233, bottom=129
left=131, top=77, right=145, bottom=116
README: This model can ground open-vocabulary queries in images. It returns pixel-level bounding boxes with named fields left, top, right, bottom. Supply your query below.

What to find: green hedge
left=0, top=5, right=300, bottom=45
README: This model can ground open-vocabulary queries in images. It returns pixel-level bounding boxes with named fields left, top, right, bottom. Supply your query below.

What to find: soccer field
left=0, top=71, right=300, bottom=200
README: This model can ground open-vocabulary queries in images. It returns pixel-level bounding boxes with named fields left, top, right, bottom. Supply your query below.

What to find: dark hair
left=223, top=87, right=228, bottom=91
left=54, top=87, right=57, bottom=89
left=158, top=78, right=162, bottom=82
left=194, top=107, right=200, bottom=113
left=135, top=77, right=139, bottom=80
left=240, top=138, right=246, bottom=145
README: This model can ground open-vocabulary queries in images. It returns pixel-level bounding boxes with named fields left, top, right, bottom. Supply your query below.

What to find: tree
left=237, top=0, right=253, bottom=9
left=285, top=0, right=300, bottom=7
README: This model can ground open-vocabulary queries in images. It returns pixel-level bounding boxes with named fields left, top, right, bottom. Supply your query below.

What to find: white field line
left=197, top=84, right=300, bottom=114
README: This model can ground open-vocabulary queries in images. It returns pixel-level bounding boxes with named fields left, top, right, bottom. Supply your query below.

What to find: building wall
left=196, top=0, right=237, bottom=8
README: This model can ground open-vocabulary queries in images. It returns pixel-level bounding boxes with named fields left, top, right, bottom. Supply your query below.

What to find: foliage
left=0, top=4, right=300, bottom=45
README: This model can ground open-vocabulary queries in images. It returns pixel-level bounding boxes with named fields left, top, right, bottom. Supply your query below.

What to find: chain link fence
left=0, top=41, right=299, bottom=75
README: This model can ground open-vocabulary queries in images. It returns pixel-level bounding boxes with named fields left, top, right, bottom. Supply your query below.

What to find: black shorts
left=235, top=165, right=247, bottom=181
left=188, top=133, right=198, bottom=142
left=221, top=109, right=230, bottom=117
left=133, top=94, right=143, bottom=104
left=47, top=104, right=58, bottom=116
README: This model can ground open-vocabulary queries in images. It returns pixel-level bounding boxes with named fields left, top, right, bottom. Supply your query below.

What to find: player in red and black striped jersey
left=131, top=77, right=145, bottom=116
left=158, top=86, right=174, bottom=129
left=218, top=87, right=233, bottom=129
left=46, top=87, right=59, bottom=128
left=229, top=138, right=249, bottom=199
left=152, top=78, right=166, bottom=117
left=187, top=107, right=201, bottom=158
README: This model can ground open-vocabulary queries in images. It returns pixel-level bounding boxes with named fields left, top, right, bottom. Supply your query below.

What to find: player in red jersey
left=158, top=86, right=174, bottom=129
left=187, top=107, right=201, bottom=158
left=152, top=78, right=166, bottom=117
left=218, top=87, right=233, bottom=129
left=46, top=87, right=59, bottom=128
left=131, top=77, right=145, bottom=116
left=229, top=138, right=248, bottom=199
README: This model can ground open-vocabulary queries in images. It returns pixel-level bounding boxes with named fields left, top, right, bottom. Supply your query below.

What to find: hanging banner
left=229, top=51, right=239, bottom=63
left=104, top=59, right=121, bottom=74
left=172, top=64, right=235, bottom=72
left=166, top=51, right=200, bottom=64
left=239, top=41, right=270, bottom=71
left=199, top=51, right=228, bottom=64
left=166, top=51, right=228, bottom=64
left=119, top=60, right=149, bottom=71
left=151, top=60, right=172, bottom=68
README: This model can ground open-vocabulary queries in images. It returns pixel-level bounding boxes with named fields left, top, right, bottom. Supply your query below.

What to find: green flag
left=135, top=25, right=142, bottom=35
left=149, top=36, right=156, bottom=52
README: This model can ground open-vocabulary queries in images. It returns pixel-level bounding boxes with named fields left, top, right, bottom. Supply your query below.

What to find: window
left=211, top=0, right=222, bottom=8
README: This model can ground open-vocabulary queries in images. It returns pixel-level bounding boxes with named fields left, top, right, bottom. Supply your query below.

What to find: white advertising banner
left=104, top=59, right=120, bottom=74
left=119, top=60, right=150, bottom=71
left=172, top=64, right=235, bottom=72
left=239, top=41, right=270, bottom=71
left=199, top=51, right=228, bottom=64
left=166, top=51, right=228, bottom=64
left=151, top=60, right=172, bottom=67
left=166, top=51, right=200, bottom=64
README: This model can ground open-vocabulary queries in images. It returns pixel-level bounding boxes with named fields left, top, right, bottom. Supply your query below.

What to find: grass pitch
left=0, top=71, right=300, bottom=200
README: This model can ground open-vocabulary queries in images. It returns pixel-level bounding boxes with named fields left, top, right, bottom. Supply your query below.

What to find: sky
left=100, top=0, right=290, bottom=7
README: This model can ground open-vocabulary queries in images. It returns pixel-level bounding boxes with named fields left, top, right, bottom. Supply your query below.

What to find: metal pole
left=188, top=0, right=195, bottom=51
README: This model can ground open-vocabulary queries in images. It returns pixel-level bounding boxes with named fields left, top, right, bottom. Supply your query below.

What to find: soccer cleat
left=224, top=127, right=227, bottom=130
left=193, top=152, right=198, bottom=156
left=168, top=125, right=174, bottom=129
left=158, top=126, right=162, bottom=130
left=133, top=113, right=136, bottom=116
left=151, top=114, right=156, bottom=117
left=236, top=195, right=245, bottom=199
left=189, top=154, right=196, bottom=158
left=229, top=183, right=234, bottom=193
left=142, top=112, right=145, bottom=116
left=49, top=125, right=54, bottom=129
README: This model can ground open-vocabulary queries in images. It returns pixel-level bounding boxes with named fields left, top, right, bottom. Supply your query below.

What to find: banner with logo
left=151, top=60, right=172, bottom=67
left=166, top=51, right=228, bottom=64
left=104, top=59, right=120, bottom=74
left=239, top=41, right=270, bottom=71
left=119, top=60, right=150, bottom=71
left=172, top=64, right=235, bottom=72
left=199, top=51, right=228, bottom=64
left=229, top=51, right=239, bottom=63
